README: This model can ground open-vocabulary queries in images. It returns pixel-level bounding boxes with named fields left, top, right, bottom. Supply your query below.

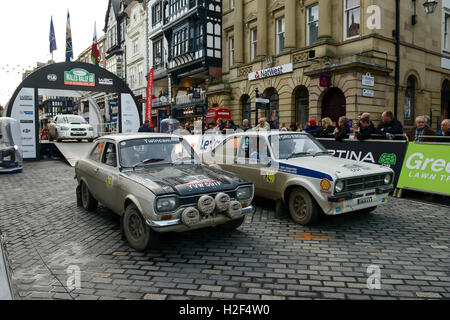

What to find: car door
left=95, top=142, right=122, bottom=213
left=83, top=140, right=106, bottom=200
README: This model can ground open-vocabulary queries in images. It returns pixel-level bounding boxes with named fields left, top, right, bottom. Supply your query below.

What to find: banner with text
left=397, top=143, right=450, bottom=196
left=317, top=138, right=408, bottom=187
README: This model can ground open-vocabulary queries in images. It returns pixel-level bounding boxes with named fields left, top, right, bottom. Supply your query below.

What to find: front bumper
left=146, top=205, right=254, bottom=232
left=59, top=131, right=94, bottom=139
left=325, top=186, right=393, bottom=215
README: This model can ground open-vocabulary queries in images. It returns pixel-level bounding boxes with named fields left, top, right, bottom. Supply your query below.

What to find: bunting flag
left=49, top=16, right=57, bottom=54
left=66, top=10, right=73, bottom=62
left=91, top=22, right=100, bottom=66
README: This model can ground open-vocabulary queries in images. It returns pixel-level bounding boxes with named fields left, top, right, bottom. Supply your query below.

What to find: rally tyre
left=123, top=204, right=159, bottom=252
left=80, top=182, right=98, bottom=212
left=288, top=188, right=319, bottom=226
left=221, top=216, right=245, bottom=232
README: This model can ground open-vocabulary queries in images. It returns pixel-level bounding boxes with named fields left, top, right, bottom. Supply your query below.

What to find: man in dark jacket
left=356, top=117, right=377, bottom=141
left=333, top=116, right=351, bottom=141
left=377, top=111, right=403, bottom=139
left=305, top=118, right=322, bottom=136
left=138, top=120, right=154, bottom=133
left=406, top=116, right=435, bottom=142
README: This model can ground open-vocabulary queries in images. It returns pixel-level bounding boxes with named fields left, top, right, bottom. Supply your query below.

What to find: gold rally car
left=75, top=133, right=254, bottom=251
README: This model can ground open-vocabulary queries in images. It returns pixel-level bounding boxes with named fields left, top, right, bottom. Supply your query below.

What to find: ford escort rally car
left=202, top=131, right=394, bottom=225
left=74, top=133, right=254, bottom=251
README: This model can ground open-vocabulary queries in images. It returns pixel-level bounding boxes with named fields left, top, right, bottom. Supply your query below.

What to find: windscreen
left=269, top=133, right=328, bottom=160
left=57, top=116, right=87, bottom=124
left=119, top=137, right=200, bottom=168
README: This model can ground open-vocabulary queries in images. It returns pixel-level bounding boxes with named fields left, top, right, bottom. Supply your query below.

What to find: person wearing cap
left=138, top=120, right=155, bottom=133
left=304, top=118, right=322, bottom=136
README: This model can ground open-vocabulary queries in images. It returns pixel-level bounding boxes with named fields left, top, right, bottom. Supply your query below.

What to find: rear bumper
left=146, top=205, right=254, bottom=232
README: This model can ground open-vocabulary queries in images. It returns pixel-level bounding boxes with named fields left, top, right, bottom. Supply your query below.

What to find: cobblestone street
left=0, top=160, right=449, bottom=300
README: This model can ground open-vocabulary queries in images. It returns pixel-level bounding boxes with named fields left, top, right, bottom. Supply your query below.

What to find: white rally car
left=202, top=131, right=394, bottom=225
left=48, top=115, right=95, bottom=142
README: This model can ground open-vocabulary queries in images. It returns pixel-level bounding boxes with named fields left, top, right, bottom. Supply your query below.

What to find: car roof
left=95, top=133, right=182, bottom=142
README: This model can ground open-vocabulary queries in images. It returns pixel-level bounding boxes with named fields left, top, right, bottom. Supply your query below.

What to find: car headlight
left=59, top=126, right=70, bottom=131
left=156, top=197, right=178, bottom=213
left=88, top=127, right=94, bottom=131
left=384, top=173, right=392, bottom=185
left=236, top=186, right=252, bottom=201
left=335, top=180, right=344, bottom=193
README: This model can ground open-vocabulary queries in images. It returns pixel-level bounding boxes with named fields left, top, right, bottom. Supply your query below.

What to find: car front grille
left=179, top=190, right=237, bottom=207
left=343, top=174, right=386, bottom=193
left=71, top=128, right=86, bottom=132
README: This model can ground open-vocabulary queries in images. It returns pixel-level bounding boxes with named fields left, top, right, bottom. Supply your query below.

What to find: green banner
left=397, top=143, right=450, bottom=195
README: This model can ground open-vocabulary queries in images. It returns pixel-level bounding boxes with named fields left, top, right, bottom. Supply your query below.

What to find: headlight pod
left=335, top=180, right=344, bottom=193
left=59, top=126, right=70, bottom=131
left=215, top=192, right=231, bottom=212
left=156, top=197, right=178, bottom=213
left=236, top=186, right=252, bottom=201
left=198, top=195, right=215, bottom=215
left=384, top=173, right=393, bottom=185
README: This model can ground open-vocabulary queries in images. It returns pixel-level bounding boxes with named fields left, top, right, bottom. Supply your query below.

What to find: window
left=307, top=4, right=319, bottom=45
left=172, top=27, right=188, bottom=57
left=102, top=143, right=117, bottom=167
left=133, top=39, right=139, bottom=55
left=152, top=2, right=162, bottom=25
left=153, top=39, right=163, bottom=67
left=229, top=37, right=234, bottom=67
left=90, top=142, right=105, bottom=163
left=404, top=76, right=416, bottom=126
left=138, top=64, right=143, bottom=86
left=251, top=28, right=257, bottom=60
left=344, top=0, right=360, bottom=39
left=276, top=17, right=285, bottom=54
left=444, top=12, right=450, bottom=51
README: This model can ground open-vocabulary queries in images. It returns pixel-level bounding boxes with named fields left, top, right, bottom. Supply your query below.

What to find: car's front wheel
left=80, top=181, right=98, bottom=212
left=123, top=204, right=158, bottom=252
left=288, top=188, right=320, bottom=225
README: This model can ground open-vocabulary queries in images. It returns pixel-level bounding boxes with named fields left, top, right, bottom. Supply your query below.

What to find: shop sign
left=64, top=68, right=95, bottom=87
left=362, top=72, right=375, bottom=87
left=248, top=63, right=293, bottom=81
left=362, top=88, right=374, bottom=97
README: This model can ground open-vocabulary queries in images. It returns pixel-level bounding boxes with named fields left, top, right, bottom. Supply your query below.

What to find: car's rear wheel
left=221, top=216, right=245, bottom=232
left=80, top=181, right=98, bottom=212
left=288, top=188, right=319, bottom=225
left=123, top=204, right=158, bottom=252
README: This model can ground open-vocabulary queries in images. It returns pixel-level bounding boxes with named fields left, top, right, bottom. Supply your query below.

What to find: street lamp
left=423, top=0, right=438, bottom=14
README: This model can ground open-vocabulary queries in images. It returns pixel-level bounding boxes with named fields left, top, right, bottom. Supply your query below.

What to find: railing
left=174, top=91, right=206, bottom=106
left=416, top=135, right=450, bottom=144
left=152, top=97, right=170, bottom=107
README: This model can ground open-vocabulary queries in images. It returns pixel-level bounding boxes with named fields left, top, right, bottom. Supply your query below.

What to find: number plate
left=357, top=197, right=373, bottom=205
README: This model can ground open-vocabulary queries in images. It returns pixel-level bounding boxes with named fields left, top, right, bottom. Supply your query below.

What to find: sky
left=0, top=0, right=109, bottom=107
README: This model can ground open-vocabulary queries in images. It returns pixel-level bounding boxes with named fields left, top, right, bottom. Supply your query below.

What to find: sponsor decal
left=264, top=173, right=275, bottom=183
left=64, top=68, right=95, bottom=87
left=47, top=74, right=58, bottom=82
left=19, top=95, right=33, bottom=101
left=99, top=78, right=113, bottom=85
left=320, top=179, right=331, bottom=191
left=107, top=176, right=113, bottom=186
left=20, top=120, right=33, bottom=124
left=23, top=129, right=31, bottom=134
left=19, top=111, right=33, bottom=116
left=182, top=175, right=218, bottom=185
left=342, top=163, right=371, bottom=172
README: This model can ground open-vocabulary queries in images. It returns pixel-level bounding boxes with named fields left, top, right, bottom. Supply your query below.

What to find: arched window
left=294, top=86, right=309, bottom=129
left=404, top=76, right=416, bottom=126
left=263, top=88, right=279, bottom=129
left=321, top=88, right=346, bottom=125
left=241, top=95, right=251, bottom=123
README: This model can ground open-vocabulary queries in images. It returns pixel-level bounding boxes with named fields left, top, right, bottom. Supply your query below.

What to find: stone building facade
left=207, top=0, right=450, bottom=130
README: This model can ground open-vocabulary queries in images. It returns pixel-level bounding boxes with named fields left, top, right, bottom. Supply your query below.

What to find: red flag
left=91, top=22, right=100, bottom=66
left=146, top=68, right=155, bottom=126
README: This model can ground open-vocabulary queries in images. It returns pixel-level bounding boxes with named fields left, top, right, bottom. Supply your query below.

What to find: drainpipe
left=394, top=0, right=400, bottom=119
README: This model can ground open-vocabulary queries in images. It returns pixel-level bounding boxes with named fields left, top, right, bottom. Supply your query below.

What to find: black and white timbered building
left=160, top=0, right=222, bottom=122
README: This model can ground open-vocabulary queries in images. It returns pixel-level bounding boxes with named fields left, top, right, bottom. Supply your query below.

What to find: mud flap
left=76, top=185, right=82, bottom=207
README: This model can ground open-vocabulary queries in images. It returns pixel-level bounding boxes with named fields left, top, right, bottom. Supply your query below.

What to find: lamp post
left=394, top=0, right=438, bottom=119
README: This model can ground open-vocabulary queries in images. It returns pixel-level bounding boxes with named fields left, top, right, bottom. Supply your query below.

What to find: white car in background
left=203, top=131, right=395, bottom=225
left=48, top=115, right=95, bottom=142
